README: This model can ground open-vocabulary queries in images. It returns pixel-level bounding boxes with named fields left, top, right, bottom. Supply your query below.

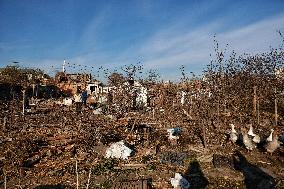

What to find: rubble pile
left=0, top=48, right=284, bottom=188
left=0, top=95, right=283, bottom=188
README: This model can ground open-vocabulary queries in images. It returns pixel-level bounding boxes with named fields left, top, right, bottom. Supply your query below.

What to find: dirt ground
left=0, top=100, right=283, bottom=189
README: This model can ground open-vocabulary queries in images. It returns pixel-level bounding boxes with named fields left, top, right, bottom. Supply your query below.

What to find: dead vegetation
left=0, top=37, right=284, bottom=188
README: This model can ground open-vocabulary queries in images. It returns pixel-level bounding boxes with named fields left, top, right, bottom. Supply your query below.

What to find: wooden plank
left=112, top=179, right=149, bottom=189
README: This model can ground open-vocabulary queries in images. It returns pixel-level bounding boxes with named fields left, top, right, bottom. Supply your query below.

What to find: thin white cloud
left=220, top=14, right=284, bottom=54
left=135, top=13, right=284, bottom=73
left=79, top=7, right=112, bottom=50
left=25, top=13, right=284, bottom=82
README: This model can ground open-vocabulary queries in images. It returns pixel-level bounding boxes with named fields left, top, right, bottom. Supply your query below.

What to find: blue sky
left=1, top=0, right=284, bottom=81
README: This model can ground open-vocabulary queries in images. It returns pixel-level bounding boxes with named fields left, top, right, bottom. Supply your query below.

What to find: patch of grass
left=93, top=158, right=118, bottom=176
left=98, top=180, right=113, bottom=189
left=147, top=162, right=157, bottom=171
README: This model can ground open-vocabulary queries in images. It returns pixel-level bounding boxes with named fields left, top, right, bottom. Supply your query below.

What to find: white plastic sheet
left=170, top=173, right=190, bottom=189
left=105, top=141, right=132, bottom=160
left=63, top=98, right=73, bottom=106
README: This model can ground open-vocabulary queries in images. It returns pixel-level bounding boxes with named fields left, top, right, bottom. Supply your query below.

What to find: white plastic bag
left=63, top=98, right=73, bottom=106
left=105, top=141, right=132, bottom=160
left=170, top=173, right=190, bottom=189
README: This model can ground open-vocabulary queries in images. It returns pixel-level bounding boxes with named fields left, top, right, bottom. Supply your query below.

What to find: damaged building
left=55, top=72, right=104, bottom=96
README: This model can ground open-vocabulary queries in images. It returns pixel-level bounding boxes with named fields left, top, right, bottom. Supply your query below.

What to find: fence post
left=257, top=99, right=260, bottom=125
left=253, top=86, right=257, bottom=116
left=275, top=88, right=277, bottom=126
left=22, top=89, right=25, bottom=116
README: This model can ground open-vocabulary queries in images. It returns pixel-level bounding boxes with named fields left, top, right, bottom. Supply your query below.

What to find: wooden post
left=76, top=159, right=79, bottom=189
left=202, top=120, right=207, bottom=149
left=217, top=99, right=220, bottom=128
left=275, top=88, right=277, bottom=126
left=4, top=175, right=6, bottom=189
left=35, top=84, right=38, bottom=97
left=86, top=169, right=92, bottom=189
left=253, top=86, right=257, bottom=116
left=3, top=116, right=7, bottom=131
left=189, top=96, right=192, bottom=115
left=224, top=100, right=227, bottom=125
left=78, top=119, right=82, bottom=133
left=32, top=84, right=35, bottom=97
left=257, top=99, right=260, bottom=125
left=22, top=90, right=26, bottom=116
left=144, top=127, right=149, bottom=146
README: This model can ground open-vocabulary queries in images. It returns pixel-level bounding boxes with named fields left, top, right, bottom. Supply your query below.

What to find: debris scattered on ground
left=167, top=128, right=182, bottom=140
left=213, top=154, right=234, bottom=168
left=63, top=98, right=73, bottom=106
left=170, top=173, right=190, bottom=189
left=105, top=140, right=133, bottom=160
left=1, top=54, right=284, bottom=188
left=160, top=152, right=188, bottom=165
left=112, top=178, right=151, bottom=189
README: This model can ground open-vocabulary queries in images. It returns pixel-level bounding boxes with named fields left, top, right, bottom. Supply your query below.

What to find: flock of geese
left=229, top=124, right=282, bottom=154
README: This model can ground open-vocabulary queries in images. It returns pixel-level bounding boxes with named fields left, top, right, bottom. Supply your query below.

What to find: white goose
left=241, top=127, right=256, bottom=150
left=265, top=132, right=281, bottom=154
left=229, top=124, right=238, bottom=143
left=266, top=129, right=274, bottom=142
left=247, top=124, right=260, bottom=144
